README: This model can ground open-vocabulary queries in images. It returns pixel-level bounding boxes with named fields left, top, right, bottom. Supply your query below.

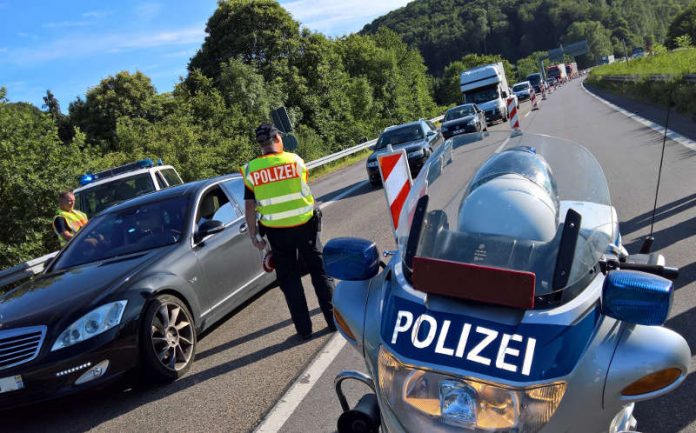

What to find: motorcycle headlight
left=407, top=150, right=424, bottom=159
left=51, top=301, right=128, bottom=351
left=378, top=347, right=566, bottom=433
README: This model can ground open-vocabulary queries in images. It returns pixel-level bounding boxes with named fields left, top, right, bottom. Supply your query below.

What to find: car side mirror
left=426, top=131, right=436, bottom=137
left=501, top=90, right=508, bottom=98
left=324, top=237, right=380, bottom=281
left=196, top=219, right=225, bottom=242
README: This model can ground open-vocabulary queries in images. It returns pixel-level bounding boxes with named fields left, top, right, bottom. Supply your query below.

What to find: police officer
left=242, top=124, right=336, bottom=340
left=53, top=191, right=88, bottom=246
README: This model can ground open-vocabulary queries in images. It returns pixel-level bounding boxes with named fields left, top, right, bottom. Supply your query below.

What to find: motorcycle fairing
left=381, top=294, right=600, bottom=383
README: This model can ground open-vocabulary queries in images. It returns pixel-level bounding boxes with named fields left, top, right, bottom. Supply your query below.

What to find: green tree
left=188, top=0, right=300, bottom=81
left=563, top=21, right=613, bottom=67
left=668, top=1, right=696, bottom=47
left=0, top=100, right=88, bottom=267
left=68, top=71, right=158, bottom=151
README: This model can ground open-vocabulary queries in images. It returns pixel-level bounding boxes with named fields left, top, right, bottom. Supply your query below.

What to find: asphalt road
left=4, top=80, right=696, bottom=433
left=280, top=80, right=696, bottom=433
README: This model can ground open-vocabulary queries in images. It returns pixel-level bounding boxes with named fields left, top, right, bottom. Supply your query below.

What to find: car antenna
left=639, top=94, right=674, bottom=254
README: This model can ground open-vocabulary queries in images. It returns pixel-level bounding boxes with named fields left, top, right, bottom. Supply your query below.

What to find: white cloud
left=282, top=0, right=411, bottom=35
left=4, top=26, right=206, bottom=64
left=135, top=3, right=163, bottom=21
left=82, top=10, right=112, bottom=19
left=43, top=20, right=91, bottom=29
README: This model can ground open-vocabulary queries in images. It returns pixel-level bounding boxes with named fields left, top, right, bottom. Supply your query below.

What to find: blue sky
left=0, top=0, right=410, bottom=110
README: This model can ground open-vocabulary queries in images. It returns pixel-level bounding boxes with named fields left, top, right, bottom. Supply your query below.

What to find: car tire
left=140, top=294, right=197, bottom=383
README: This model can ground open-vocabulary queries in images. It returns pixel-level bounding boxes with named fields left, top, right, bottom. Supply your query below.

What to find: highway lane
left=279, top=80, right=696, bottom=433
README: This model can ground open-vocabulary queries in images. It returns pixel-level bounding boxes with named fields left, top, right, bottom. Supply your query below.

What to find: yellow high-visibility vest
left=53, top=209, right=88, bottom=245
left=241, top=152, right=314, bottom=228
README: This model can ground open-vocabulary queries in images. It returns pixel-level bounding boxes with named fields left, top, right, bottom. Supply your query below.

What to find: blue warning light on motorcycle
left=602, top=270, right=673, bottom=326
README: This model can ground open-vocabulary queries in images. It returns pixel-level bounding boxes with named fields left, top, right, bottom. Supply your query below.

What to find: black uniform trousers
left=263, top=216, right=335, bottom=337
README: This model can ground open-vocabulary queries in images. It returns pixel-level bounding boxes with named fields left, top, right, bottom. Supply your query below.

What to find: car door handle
left=239, top=223, right=248, bottom=234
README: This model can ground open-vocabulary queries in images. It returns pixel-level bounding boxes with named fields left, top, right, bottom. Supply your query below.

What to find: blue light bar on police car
left=79, top=173, right=96, bottom=186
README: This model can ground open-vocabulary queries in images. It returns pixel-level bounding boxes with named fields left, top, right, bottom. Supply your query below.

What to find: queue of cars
left=0, top=174, right=274, bottom=408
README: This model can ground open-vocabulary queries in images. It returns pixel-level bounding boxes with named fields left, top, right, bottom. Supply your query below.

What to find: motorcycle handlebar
left=616, top=262, right=680, bottom=281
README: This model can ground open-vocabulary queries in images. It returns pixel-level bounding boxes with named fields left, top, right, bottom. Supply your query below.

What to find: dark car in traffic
left=0, top=174, right=274, bottom=408
left=440, top=103, right=487, bottom=139
left=526, top=73, right=545, bottom=94
left=366, top=119, right=443, bottom=186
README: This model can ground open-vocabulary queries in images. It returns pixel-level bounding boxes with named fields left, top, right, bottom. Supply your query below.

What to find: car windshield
left=444, top=106, right=475, bottom=121
left=53, top=196, right=189, bottom=271
left=512, top=83, right=528, bottom=92
left=376, top=125, right=424, bottom=149
left=75, top=173, right=156, bottom=218
left=396, top=132, right=614, bottom=299
left=464, top=87, right=499, bottom=104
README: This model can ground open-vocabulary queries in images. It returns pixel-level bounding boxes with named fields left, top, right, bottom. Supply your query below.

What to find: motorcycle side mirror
left=602, top=270, right=673, bottom=326
left=324, top=237, right=380, bottom=281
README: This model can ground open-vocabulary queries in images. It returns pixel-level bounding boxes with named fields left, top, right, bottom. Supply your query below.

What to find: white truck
left=460, top=62, right=513, bottom=125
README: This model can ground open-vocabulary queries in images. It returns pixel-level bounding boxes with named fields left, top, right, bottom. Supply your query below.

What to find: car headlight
left=466, top=118, right=477, bottom=125
left=51, top=301, right=128, bottom=351
left=366, top=160, right=379, bottom=168
left=407, top=150, right=424, bottom=159
left=378, top=347, right=566, bottom=433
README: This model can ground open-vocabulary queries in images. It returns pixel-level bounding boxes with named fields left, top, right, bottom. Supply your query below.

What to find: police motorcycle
left=323, top=131, right=690, bottom=433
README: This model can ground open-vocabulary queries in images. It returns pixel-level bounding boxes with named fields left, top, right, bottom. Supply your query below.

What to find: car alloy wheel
left=141, top=294, right=196, bottom=382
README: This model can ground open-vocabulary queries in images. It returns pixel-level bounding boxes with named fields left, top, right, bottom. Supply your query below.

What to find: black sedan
left=366, top=119, right=443, bottom=186
left=440, top=103, right=487, bottom=139
left=0, top=174, right=274, bottom=408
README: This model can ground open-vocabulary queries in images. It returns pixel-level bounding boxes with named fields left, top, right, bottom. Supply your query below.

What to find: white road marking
left=581, top=81, right=696, bottom=151
left=318, top=180, right=369, bottom=210
left=253, top=333, right=347, bottom=433
left=524, top=111, right=530, bottom=118
left=495, top=137, right=511, bottom=153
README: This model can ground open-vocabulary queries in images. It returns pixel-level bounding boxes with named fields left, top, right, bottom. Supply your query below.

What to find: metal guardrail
left=601, top=74, right=696, bottom=83
left=0, top=115, right=446, bottom=290
left=0, top=251, right=58, bottom=290
left=305, top=115, right=444, bottom=169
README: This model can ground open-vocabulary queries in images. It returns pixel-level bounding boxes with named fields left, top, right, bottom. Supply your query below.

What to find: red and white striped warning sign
left=378, top=149, right=413, bottom=232
left=531, top=89, right=540, bottom=111
left=507, top=96, right=520, bottom=131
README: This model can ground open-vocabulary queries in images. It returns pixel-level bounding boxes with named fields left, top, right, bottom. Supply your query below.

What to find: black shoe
left=328, top=323, right=337, bottom=332
left=300, top=332, right=313, bottom=341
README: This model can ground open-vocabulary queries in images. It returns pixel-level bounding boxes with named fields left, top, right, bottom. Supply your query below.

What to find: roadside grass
left=308, top=148, right=372, bottom=182
left=587, top=48, right=696, bottom=116
left=589, top=48, right=696, bottom=77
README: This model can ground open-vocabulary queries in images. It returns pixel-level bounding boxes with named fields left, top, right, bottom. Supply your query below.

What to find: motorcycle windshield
left=396, top=132, right=614, bottom=299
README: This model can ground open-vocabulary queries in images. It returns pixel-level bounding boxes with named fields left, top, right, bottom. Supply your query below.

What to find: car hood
left=514, top=89, right=530, bottom=95
left=442, top=115, right=476, bottom=128
left=368, top=139, right=428, bottom=161
left=0, top=249, right=166, bottom=329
